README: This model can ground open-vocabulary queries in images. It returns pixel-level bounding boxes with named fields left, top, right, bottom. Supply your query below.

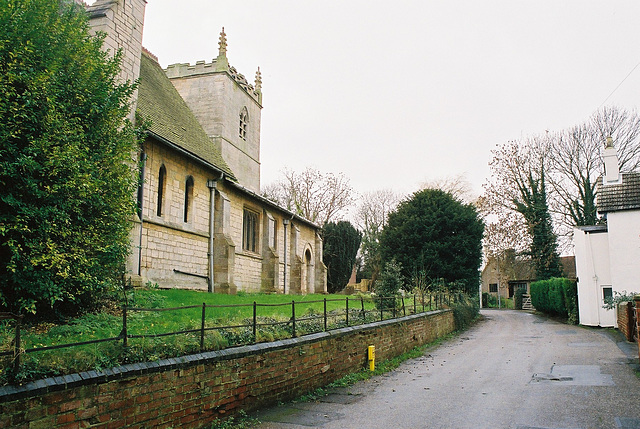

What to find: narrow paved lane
left=254, top=309, right=640, bottom=429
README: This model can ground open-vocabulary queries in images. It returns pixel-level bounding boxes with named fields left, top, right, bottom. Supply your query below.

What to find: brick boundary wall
left=0, top=309, right=454, bottom=429
left=617, top=301, right=634, bottom=342
left=635, top=297, right=640, bottom=361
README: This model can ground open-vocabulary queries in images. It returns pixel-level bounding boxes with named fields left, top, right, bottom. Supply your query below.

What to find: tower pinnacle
left=254, top=67, right=262, bottom=104
left=216, top=27, right=229, bottom=71
left=255, top=67, right=262, bottom=91
left=218, top=27, right=227, bottom=56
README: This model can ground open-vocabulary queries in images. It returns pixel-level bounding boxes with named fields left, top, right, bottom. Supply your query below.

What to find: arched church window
left=239, top=107, right=248, bottom=141
left=243, top=208, right=259, bottom=253
left=184, top=176, right=194, bottom=223
left=157, top=165, right=166, bottom=216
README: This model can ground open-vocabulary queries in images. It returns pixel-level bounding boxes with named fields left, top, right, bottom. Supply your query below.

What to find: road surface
left=253, top=309, right=640, bottom=429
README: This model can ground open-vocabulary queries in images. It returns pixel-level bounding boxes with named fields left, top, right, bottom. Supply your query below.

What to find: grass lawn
left=1, top=288, right=400, bottom=384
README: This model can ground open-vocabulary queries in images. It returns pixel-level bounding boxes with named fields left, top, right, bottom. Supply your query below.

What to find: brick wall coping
left=0, top=309, right=450, bottom=403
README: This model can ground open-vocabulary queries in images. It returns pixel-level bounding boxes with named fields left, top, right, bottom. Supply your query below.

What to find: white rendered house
left=573, top=140, right=640, bottom=327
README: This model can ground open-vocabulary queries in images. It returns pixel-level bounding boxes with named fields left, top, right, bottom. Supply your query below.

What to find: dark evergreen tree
left=379, top=189, right=484, bottom=294
left=374, top=259, right=404, bottom=310
left=0, top=0, right=141, bottom=318
left=512, top=169, right=563, bottom=280
left=322, top=221, right=362, bottom=293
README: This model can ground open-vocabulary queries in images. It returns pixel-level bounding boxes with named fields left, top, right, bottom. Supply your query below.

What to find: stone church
left=85, top=0, right=327, bottom=294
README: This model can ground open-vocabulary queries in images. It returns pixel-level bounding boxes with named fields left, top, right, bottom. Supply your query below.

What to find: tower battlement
left=165, top=28, right=262, bottom=106
left=166, top=61, right=262, bottom=105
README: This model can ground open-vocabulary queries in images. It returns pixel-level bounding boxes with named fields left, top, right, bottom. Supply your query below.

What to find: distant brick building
left=481, top=250, right=575, bottom=300
left=86, top=0, right=326, bottom=294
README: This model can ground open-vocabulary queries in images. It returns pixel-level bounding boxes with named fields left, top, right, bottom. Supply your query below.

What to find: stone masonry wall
left=86, top=0, right=146, bottom=120
left=140, top=139, right=214, bottom=290
left=169, top=69, right=262, bottom=193
left=0, top=311, right=455, bottom=429
left=143, top=223, right=209, bottom=290
left=138, top=138, right=325, bottom=293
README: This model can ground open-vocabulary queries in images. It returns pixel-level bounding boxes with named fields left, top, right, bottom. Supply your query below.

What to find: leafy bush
left=451, top=294, right=479, bottom=330
left=514, top=288, right=525, bottom=310
left=602, top=290, right=639, bottom=310
left=374, top=260, right=404, bottom=310
left=530, top=278, right=578, bottom=324
left=562, top=281, right=579, bottom=325
left=482, top=292, right=499, bottom=308
left=0, top=0, right=143, bottom=319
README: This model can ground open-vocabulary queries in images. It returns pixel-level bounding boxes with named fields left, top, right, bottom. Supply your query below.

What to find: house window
left=184, top=176, right=194, bottom=222
left=157, top=165, right=166, bottom=216
left=243, top=209, right=259, bottom=252
left=239, top=107, right=248, bottom=140
left=489, top=283, right=498, bottom=293
left=602, top=286, right=613, bottom=301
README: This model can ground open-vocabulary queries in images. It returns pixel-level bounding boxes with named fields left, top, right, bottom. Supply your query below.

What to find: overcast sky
left=133, top=1, right=640, bottom=199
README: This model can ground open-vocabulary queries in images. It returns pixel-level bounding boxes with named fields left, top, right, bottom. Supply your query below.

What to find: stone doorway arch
left=304, top=248, right=313, bottom=294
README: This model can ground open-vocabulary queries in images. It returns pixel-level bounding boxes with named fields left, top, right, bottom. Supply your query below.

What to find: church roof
left=596, top=172, right=640, bottom=213
left=137, top=51, right=236, bottom=180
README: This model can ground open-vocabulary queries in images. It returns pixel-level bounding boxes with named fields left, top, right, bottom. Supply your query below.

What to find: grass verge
left=1, top=288, right=439, bottom=385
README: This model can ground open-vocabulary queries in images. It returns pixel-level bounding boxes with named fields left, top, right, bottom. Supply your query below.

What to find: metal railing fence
left=1, top=291, right=459, bottom=378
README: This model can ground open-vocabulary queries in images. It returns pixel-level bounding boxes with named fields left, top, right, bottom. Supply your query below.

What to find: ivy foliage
left=512, top=169, right=563, bottom=280
left=322, top=221, right=362, bottom=293
left=0, top=0, right=141, bottom=319
left=379, top=189, right=484, bottom=294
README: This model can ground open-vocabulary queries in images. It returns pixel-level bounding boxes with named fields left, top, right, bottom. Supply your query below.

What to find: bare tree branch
left=262, top=167, right=355, bottom=225
left=420, top=173, right=476, bottom=203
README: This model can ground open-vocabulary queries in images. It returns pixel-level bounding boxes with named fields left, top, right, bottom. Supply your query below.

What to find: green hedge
left=451, top=294, right=480, bottom=330
left=514, top=288, right=525, bottom=310
left=530, top=278, right=578, bottom=324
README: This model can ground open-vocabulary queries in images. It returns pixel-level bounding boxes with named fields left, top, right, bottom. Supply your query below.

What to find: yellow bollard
left=368, top=345, right=375, bottom=371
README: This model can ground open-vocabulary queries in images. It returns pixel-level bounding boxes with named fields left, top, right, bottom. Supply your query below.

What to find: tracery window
left=243, top=208, right=259, bottom=252
left=239, top=107, right=248, bottom=140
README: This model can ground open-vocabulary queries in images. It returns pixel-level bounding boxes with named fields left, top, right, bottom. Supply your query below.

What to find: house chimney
left=603, top=136, right=621, bottom=185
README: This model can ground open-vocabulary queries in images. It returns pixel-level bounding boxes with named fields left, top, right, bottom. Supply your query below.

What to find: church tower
left=165, top=29, right=263, bottom=193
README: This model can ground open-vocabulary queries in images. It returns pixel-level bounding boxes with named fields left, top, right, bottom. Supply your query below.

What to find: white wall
left=607, top=210, right=640, bottom=295
left=573, top=228, right=612, bottom=326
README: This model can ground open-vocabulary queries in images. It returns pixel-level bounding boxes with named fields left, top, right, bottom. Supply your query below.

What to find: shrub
left=530, top=277, right=578, bottom=324
left=602, top=290, right=639, bottom=310
left=514, top=288, right=525, bottom=310
left=0, top=0, right=143, bottom=319
left=374, top=260, right=403, bottom=311
left=482, top=292, right=498, bottom=308
left=451, top=294, right=479, bottom=330
left=562, top=280, right=579, bottom=325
